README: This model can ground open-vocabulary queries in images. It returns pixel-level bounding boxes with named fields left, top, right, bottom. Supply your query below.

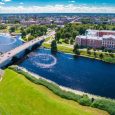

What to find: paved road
left=0, top=31, right=55, bottom=66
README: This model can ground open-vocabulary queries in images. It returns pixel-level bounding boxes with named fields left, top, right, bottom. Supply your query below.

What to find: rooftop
left=77, top=35, right=102, bottom=40
left=87, top=29, right=115, bottom=33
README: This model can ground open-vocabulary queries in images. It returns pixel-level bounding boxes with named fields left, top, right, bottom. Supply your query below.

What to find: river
left=0, top=34, right=23, bottom=53
left=19, top=48, right=115, bottom=99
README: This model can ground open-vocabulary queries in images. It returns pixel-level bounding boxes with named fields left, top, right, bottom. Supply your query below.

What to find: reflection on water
left=20, top=48, right=115, bottom=99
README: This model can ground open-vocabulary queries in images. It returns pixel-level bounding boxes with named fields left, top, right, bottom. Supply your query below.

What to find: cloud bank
left=0, top=4, right=115, bottom=13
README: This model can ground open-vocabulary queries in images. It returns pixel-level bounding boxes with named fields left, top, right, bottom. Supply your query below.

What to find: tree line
left=21, top=25, right=47, bottom=41
left=55, top=23, right=115, bottom=44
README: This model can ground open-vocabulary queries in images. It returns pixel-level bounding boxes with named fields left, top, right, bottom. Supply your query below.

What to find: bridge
left=0, top=31, right=55, bottom=68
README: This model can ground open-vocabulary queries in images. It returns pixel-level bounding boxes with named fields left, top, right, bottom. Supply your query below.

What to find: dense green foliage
left=91, top=99, right=115, bottom=115
left=55, top=23, right=115, bottom=43
left=21, top=25, right=47, bottom=40
left=73, top=43, right=80, bottom=55
left=9, top=66, right=115, bottom=115
left=9, top=26, right=16, bottom=33
left=79, top=95, right=92, bottom=106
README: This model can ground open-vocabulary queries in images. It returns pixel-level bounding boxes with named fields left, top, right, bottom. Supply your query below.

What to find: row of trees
left=55, top=23, right=85, bottom=43
left=55, top=23, right=115, bottom=44
left=73, top=44, right=114, bottom=59
left=21, top=25, right=47, bottom=41
left=50, top=39, right=114, bottom=60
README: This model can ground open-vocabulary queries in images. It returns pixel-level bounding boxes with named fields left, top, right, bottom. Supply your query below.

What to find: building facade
left=76, top=29, right=115, bottom=49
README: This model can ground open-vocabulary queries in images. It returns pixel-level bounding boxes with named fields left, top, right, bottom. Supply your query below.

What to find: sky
left=0, top=0, right=115, bottom=13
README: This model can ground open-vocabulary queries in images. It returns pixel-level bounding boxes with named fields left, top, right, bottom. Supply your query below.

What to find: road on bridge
left=0, top=31, right=55, bottom=66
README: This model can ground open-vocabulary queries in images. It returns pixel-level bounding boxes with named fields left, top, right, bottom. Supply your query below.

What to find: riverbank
left=0, top=69, right=4, bottom=81
left=12, top=66, right=101, bottom=99
left=42, top=42, right=115, bottom=64
left=9, top=65, right=115, bottom=115
left=1, top=69, right=108, bottom=115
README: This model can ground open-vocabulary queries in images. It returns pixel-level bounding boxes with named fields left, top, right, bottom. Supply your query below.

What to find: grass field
left=0, top=69, right=108, bottom=115
left=42, top=42, right=73, bottom=54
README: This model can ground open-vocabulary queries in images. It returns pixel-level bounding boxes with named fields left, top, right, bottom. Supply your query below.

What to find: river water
left=19, top=48, right=115, bottom=99
left=0, top=34, right=23, bottom=53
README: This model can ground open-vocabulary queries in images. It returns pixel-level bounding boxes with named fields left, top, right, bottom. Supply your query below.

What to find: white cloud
left=0, top=4, right=115, bottom=13
left=2, top=0, right=11, bottom=2
left=0, top=2, right=5, bottom=5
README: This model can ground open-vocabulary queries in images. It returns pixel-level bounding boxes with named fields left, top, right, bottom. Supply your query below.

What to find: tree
left=21, top=28, right=26, bottom=38
left=101, top=46, right=105, bottom=51
left=65, top=32, right=71, bottom=39
left=87, top=48, right=91, bottom=55
left=55, top=31, right=61, bottom=42
left=99, top=53, right=104, bottom=59
left=75, top=49, right=80, bottom=55
left=94, top=51, right=97, bottom=58
left=72, top=31, right=79, bottom=39
left=108, top=50, right=112, bottom=53
left=70, top=37, right=74, bottom=45
left=73, top=43, right=79, bottom=53
left=79, top=27, right=86, bottom=35
left=9, top=26, right=15, bottom=33
left=73, top=43, right=80, bottom=56
left=51, top=40, right=57, bottom=54
left=28, top=35, right=34, bottom=41
left=20, top=25, right=47, bottom=41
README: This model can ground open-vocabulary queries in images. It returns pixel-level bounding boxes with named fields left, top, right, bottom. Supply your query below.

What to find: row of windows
left=103, top=45, right=115, bottom=48
left=102, top=42, right=115, bottom=45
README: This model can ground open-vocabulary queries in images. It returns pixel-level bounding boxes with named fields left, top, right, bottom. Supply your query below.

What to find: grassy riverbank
left=9, top=66, right=115, bottom=115
left=0, top=68, right=109, bottom=115
left=42, top=41, right=115, bottom=63
left=42, top=42, right=73, bottom=54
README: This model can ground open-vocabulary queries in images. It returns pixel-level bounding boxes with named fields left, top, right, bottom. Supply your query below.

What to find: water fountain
left=28, top=52, right=57, bottom=68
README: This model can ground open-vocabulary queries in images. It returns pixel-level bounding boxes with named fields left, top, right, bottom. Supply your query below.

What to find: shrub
left=87, top=49, right=91, bottom=55
left=99, top=53, right=104, bottom=59
left=109, top=53, right=114, bottom=58
left=79, top=95, right=92, bottom=106
left=91, top=99, right=115, bottom=115
left=104, top=57, right=115, bottom=63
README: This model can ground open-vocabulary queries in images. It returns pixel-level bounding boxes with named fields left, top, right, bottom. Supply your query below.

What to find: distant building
left=20, top=19, right=39, bottom=25
left=76, top=29, right=115, bottom=49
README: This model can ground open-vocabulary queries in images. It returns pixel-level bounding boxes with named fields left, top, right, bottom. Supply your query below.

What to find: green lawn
left=42, top=42, right=73, bottom=54
left=0, top=69, right=108, bottom=115
left=42, top=41, right=115, bottom=64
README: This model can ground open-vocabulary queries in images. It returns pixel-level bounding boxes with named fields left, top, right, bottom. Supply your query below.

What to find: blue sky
left=1, top=0, right=115, bottom=6
left=0, top=0, right=115, bottom=13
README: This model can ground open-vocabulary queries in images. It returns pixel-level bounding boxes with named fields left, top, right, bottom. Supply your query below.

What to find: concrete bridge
left=0, top=31, right=55, bottom=68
